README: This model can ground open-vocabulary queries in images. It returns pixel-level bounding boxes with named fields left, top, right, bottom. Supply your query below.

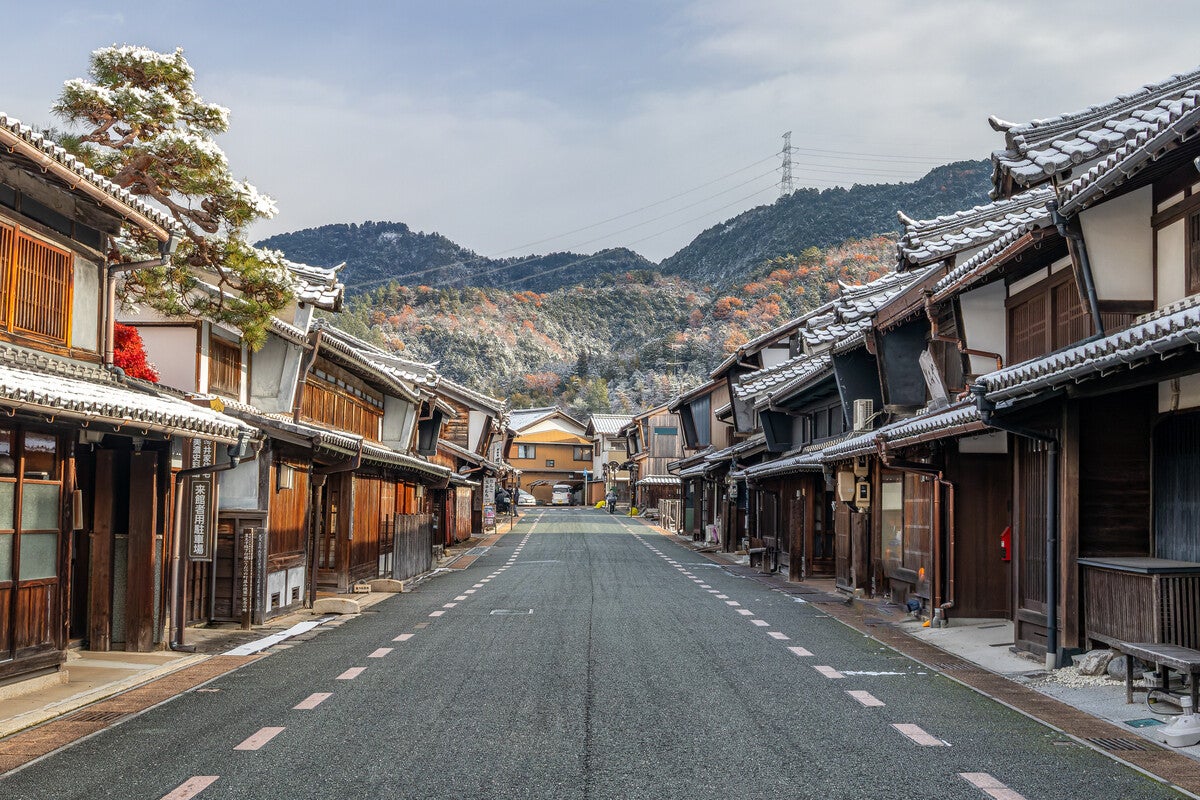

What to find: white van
left=551, top=484, right=573, bottom=506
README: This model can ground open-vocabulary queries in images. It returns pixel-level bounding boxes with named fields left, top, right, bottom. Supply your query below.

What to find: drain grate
left=69, top=710, right=128, bottom=723
left=928, top=662, right=984, bottom=672
left=1086, top=736, right=1155, bottom=752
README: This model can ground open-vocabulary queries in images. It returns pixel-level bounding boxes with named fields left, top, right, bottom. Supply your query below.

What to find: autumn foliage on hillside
left=338, top=236, right=896, bottom=417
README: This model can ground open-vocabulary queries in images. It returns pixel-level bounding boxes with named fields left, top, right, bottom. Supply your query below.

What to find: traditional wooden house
left=505, top=407, right=591, bottom=504
left=586, top=413, right=633, bottom=506
left=0, top=114, right=257, bottom=684
left=667, top=379, right=733, bottom=544
left=620, top=405, right=682, bottom=518
left=431, top=377, right=506, bottom=543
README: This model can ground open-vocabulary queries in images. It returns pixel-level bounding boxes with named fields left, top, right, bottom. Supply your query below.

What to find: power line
left=780, top=131, right=793, bottom=197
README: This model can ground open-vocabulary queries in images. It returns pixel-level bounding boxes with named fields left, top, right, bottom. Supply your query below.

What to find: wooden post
left=88, top=450, right=114, bottom=651
left=1061, top=401, right=1081, bottom=649
left=125, top=451, right=157, bottom=652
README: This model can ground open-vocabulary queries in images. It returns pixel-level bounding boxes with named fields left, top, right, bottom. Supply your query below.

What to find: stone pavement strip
left=0, top=655, right=262, bottom=776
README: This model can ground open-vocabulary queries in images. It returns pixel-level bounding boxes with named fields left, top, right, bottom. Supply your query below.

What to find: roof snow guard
left=734, top=354, right=831, bottom=401
left=897, top=187, right=1054, bottom=269
left=0, top=344, right=252, bottom=443
left=975, top=294, right=1200, bottom=404
left=0, top=113, right=178, bottom=241
left=990, top=66, right=1200, bottom=195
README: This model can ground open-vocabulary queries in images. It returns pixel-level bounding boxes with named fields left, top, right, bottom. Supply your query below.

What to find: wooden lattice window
left=1, top=230, right=72, bottom=346
left=301, top=377, right=382, bottom=440
left=208, top=337, right=242, bottom=398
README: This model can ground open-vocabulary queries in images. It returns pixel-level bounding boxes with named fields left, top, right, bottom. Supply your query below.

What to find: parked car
left=516, top=490, right=537, bottom=506
left=551, top=483, right=573, bottom=505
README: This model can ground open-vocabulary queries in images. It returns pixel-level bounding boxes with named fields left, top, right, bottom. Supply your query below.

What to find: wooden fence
left=389, top=513, right=434, bottom=582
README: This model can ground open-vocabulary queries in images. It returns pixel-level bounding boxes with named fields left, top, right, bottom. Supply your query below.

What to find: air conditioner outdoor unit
left=853, top=399, right=875, bottom=432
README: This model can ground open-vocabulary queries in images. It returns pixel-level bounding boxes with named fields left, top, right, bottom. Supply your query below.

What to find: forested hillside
left=333, top=236, right=896, bottom=418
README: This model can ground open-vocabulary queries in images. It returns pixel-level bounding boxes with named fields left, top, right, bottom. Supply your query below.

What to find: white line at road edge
left=224, top=618, right=333, bottom=656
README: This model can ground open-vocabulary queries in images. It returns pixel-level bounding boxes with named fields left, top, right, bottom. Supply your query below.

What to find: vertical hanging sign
left=186, top=438, right=216, bottom=561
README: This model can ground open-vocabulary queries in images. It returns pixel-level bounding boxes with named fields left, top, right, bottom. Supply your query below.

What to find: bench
left=1115, top=641, right=1200, bottom=707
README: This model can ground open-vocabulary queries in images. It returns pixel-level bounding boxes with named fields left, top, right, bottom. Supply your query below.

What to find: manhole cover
left=69, top=710, right=128, bottom=723
left=1086, top=737, right=1156, bottom=752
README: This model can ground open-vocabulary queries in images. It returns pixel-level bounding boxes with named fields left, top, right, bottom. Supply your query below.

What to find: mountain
left=658, top=160, right=992, bottom=286
left=256, top=221, right=654, bottom=293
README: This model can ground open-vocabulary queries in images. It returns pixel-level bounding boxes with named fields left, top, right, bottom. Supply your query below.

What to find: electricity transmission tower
left=780, top=131, right=794, bottom=197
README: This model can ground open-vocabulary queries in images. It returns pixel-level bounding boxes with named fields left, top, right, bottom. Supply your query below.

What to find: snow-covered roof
left=587, top=413, right=634, bottom=436
left=313, top=322, right=427, bottom=402
left=930, top=225, right=1045, bottom=301
left=975, top=295, right=1200, bottom=404
left=990, top=66, right=1200, bottom=195
left=286, top=260, right=345, bottom=311
left=734, top=354, right=831, bottom=401
left=0, top=112, right=178, bottom=239
left=897, top=188, right=1054, bottom=268
left=438, top=437, right=501, bottom=472
left=800, top=271, right=916, bottom=350
left=0, top=343, right=253, bottom=444
left=436, top=377, right=505, bottom=416
left=508, top=406, right=561, bottom=431
left=636, top=474, right=682, bottom=487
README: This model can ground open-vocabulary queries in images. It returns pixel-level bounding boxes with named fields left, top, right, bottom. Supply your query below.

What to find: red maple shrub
left=112, top=323, right=160, bottom=383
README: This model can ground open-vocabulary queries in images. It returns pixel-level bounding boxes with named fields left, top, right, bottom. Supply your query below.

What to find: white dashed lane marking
left=336, top=667, right=365, bottom=680
left=736, top=609, right=753, bottom=616
left=454, top=595, right=468, bottom=601
left=234, top=727, right=285, bottom=751
left=846, top=690, right=884, bottom=707
left=814, top=665, right=845, bottom=679
left=429, top=610, right=446, bottom=617
left=160, top=776, right=219, bottom=799
left=294, top=692, right=332, bottom=710
left=787, top=646, right=813, bottom=657
left=958, top=773, right=1028, bottom=800
left=893, top=723, right=948, bottom=746
left=767, top=631, right=790, bottom=640
left=393, top=633, right=415, bottom=642
left=750, top=620, right=769, bottom=627
left=368, top=647, right=393, bottom=658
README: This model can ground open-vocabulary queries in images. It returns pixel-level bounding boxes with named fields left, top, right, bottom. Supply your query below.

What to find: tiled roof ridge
left=898, top=188, right=1054, bottom=266
left=900, top=186, right=1053, bottom=240
left=930, top=223, right=1042, bottom=298
left=0, top=112, right=176, bottom=232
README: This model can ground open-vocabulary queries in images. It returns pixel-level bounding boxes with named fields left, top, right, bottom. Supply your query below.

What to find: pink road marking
left=368, top=647, right=393, bottom=658
left=736, top=609, right=753, bottom=616
left=768, top=631, right=790, bottom=640
left=337, top=667, right=365, bottom=680
left=234, top=726, right=285, bottom=751
left=429, top=610, right=446, bottom=617
left=443, top=602, right=458, bottom=608
left=455, top=595, right=468, bottom=601
left=787, top=646, right=813, bottom=657
left=959, top=773, right=1028, bottom=800
left=892, top=723, right=948, bottom=746
left=750, top=620, right=769, bottom=627
left=393, top=633, right=414, bottom=642
left=847, top=690, right=885, bottom=707
left=160, top=776, right=219, bottom=799
left=294, top=692, right=332, bottom=710
left=814, top=665, right=844, bottom=679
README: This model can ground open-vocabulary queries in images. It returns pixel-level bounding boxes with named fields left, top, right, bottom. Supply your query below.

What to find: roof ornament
left=988, top=115, right=1016, bottom=132
left=896, top=210, right=917, bottom=227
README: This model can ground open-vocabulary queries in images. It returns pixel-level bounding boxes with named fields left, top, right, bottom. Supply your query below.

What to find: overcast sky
left=7, top=2, right=1200, bottom=265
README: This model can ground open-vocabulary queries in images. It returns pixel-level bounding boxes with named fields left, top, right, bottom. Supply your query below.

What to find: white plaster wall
left=218, top=457, right=260, bottom=509
left=1008, top=267, right=1049, bottom=296
left=1079, top=185, right=1153, bottom=301
left=1159, top=375, right=1200, bottom=412
left=72, top=258, right=100, bottom=353
left=249, top=334, right=301, bottom=415
left=468, top=410, right=486, bottom=452
left=958, top=281, right=1007, bottom=375
left=382, top=395, right=417, bottom=450
left=138, top=326, right=198, bottom=392
left=1157, top=219, right=1187, bottom=307
left=958, top=431, right=1007, bottom=454
left=761, top=346, right=790, bottom=368
left=524, top=417, right=586, bottom=436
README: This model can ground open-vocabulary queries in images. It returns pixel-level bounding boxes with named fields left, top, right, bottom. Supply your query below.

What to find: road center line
left=787, top=646, right=813, bottom=657
left=336, top=667, right=365, bottom=680
left=892, top=723, right=948, bottom=746
left=736, top=609, right=753, bottom=616
left=959, top=773, right=1027, bottom=800
left=160, top=776, right=220, bottom=799
left=429, top=610, right=446, bottom=617
left=393, top=633, right=415, bottom=641
left=750, top=619, right=769, bottom=626
left=454, top=595, right=468, bottom=601
left=715, top=594, right=729, bottom=599
left=767, top=631, right=790, bottom=640
left=294, top=692, right=333, bottom=710
left=443, top=602, right=458, bottom=608
left=847, top=690, right=885, bottom=707
left=234, top=727, right=285, bottom=751
left=814, top=665, right=845, bottom=679
left=725, top=600, right=740, bottom=606
left=368, top=647, right=393, bottom=658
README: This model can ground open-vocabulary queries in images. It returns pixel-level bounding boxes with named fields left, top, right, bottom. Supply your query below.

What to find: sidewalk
left=0, top=524, right=519, bottom=745
left=643, top=521, right=1200, bottom=797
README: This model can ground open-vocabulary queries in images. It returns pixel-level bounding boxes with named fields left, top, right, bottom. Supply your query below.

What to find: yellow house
left=506, top=408, right=593, bottom=504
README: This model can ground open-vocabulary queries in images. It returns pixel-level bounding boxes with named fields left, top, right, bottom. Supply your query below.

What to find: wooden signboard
left=186, top=438, right=216, bottom=561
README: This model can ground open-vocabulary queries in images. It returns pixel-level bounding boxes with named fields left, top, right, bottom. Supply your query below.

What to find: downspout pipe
left=875, top=438, right=955, bottom=620
left=972, top=383, right=1061, bottom=670
left=1048, top=200, right=1104, bottom=340
left=104, top=239, right=178, bottom=368
left=170, top=431, right=256, bottom=651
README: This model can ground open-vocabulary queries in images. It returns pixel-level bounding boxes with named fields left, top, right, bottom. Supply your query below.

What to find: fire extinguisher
left=999, top=526, right=1012, bottom=562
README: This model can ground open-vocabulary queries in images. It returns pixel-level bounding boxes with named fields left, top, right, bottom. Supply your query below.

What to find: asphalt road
left=0, top=509, right=1186, bottom=799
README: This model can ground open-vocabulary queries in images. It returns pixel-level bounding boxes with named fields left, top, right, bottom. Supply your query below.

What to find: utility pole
left=780, top=131, right=794, bottom=197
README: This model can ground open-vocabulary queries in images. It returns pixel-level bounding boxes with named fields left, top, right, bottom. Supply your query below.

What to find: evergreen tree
left=54, top=45, right=292, bottom=347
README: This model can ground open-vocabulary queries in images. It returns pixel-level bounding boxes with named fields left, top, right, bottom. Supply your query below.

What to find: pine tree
left=54, top=46, right=292, bottom=348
